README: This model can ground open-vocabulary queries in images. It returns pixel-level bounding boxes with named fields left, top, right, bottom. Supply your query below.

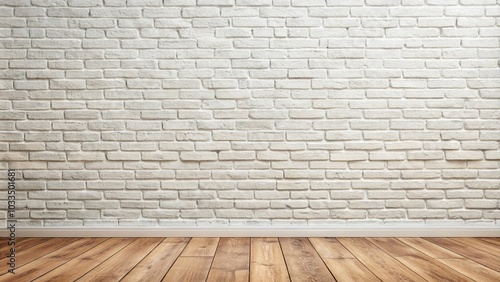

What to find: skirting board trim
left=1, top=226, right=499, bottom=237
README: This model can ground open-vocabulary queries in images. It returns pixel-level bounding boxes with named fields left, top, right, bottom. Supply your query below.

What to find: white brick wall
left=1, top=0, right=499, bottom=228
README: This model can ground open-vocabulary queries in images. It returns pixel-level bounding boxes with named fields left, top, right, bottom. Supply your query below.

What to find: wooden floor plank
left=437, top=258, right=500, bottom=282
left=310, top=238, right=379, bottom=282
left=0, top=238, right=77, bottom=269
left=396, top=256, right=474, bottom=282
left=368, top=238, right=472, bottom=282
left=162, top=256, right=213, bottom=282
left=397, top=238, right=463, bottom=259
left=426, top=238, right=500, bottom=272
left=280, top=237, right=336, bottom=282
left=161, top=237, right=219, bottom=282
left=0, top=237, right=48, bottom=258
left=0, top=238, right=107, bottom=281
left=399, top=237, right=500, bottom=282
left=75, top=237, right=163, bottom=282
left=337, top=238, right=426, bottom=282
left=250, top=238, right=290, bottom=282
left=33, top=238, right=135, bottom=282
left=121, top=237, right=190, bottom=282
left=323, top=259, right=381, bottom=282
left=0, top=238, right=9, bottom=255
left=207, top=238, right=250, bottom=282
left=309, top=237, right=355, bottom=259
left=180, top=237, right=219, bottom=257
left=450, top=237, right=500, bottom=256
left=367, top=238, right=422, bottom=257
left=0, top=237, right=26, bottom=247
left=477, top=237, right=500, bottom=247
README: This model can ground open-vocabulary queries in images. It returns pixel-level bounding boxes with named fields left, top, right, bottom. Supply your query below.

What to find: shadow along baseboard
left=1, top=226, right=499, bottom=237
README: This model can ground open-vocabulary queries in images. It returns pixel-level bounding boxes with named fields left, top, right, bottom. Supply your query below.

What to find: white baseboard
left=1, top=226, right=499, bottom=237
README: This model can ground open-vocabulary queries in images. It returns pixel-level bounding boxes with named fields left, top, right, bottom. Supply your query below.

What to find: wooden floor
left=1, top=237, right=499, bottom=281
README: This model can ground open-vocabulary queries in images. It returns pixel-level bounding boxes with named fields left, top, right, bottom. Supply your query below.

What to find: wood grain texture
left=478, top=237, right=500, bottom=247
left=337, top=238, right=426, bottom=282
left=33, top=238, right=135, bottom=282
left=0, top=238, right=10, bottom=255
left=250, top=238, right=290, bottom=282
left=280, top=237, right=335, bottom=282
left=121, top=237, right=190, bottom=282
left=368, top=238, right=472, bottom=282
left=397, top=237, right=463, bottom=259
left=0, top=237, right=47, bottom=259
left=309, top=237, right=355, bottom=259
left=437, top=258, right=500, bottom=282
left=323, top=259, right=380, bottom=282
left=0, top=238, right=106, bottom=282
left=181, top=237, right=219, bottom=257
left=75, top=237, right=163, bottom=282
left=367, top=238, right=422, bottom=257
left=450, top=237, right=500, bottom=256
left=395, top=256, right=473, bottom=282
left=0, top=237, right=76, bottom=269
left=207, top=238, right=250, bottom=282
left=312, top=238, right=380, bottom=282
left=426, top=237, right=500, bottom=272
left=162, top=256, right=213, bottom=282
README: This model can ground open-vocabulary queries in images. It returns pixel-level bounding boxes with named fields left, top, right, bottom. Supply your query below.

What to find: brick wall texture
left=1, top=0, right=499, bottom=228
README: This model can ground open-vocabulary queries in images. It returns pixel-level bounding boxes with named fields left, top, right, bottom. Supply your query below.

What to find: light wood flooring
left=1, top=237, right=499, bottom=281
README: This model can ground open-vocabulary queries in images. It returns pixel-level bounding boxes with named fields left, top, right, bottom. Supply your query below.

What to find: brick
left=0, top=132, right=23, bottom=142
left=408, top=210, right=446, bottom=219
left=291, top=151, right=329, bottom=161
left=29, top=191, right=66, bottom=200
left=219, top=151, right=255, bottom=161
left=465, top=200, right=498, bottom=209
left=260, top=8, right=307, bottom=18
left=445, top=151, right=484, bottom=161
left=248, top=131, right=284, bottom=141
left=180, top=152, right=217, bottom=161
left=275, top=181, right=309, bottom=190
left=106, top=152, right=141, bottom=161
left=31, top=211, right=66, bottom=219
left=330, top=152, right=367, bottom=161
left=369, top=152, right=406, bottom=161
left=386, top=200, right=425, bottom=209
left=330, top=210, right=366, bottom=219
left=284, top=170, right=324, bottom=179
left=466, top=181, right=499, bottom=190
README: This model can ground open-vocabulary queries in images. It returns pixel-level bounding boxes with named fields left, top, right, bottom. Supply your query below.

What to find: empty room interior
left=0, top=0, right=499, bottom=281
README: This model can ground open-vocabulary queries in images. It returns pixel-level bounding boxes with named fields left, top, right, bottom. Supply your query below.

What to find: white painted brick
left=31, top=211, right=66, bottom=219
left=3, top=1, right=497, bottom=228
left=29, top=191, right=66, bottom=200
left=445, top=151, right=484, bottom=161
left=284, top=170, right=324, bottom=179
left=330, top=210, right=366, bottom=219
left=125, top=181, right=160, bottom=190
left=466, top=180, right=499, bottom=190
left=465, top=200, right=498, bottom=209
left=255, top=210, right=292, bottom=219
left=402, top=170, right=441, bottom=179
left=275, top=181, right=309, bottom=191
left=408, top=210, right=447, bottom=219
left=106, top=152, right=141, bottom=161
